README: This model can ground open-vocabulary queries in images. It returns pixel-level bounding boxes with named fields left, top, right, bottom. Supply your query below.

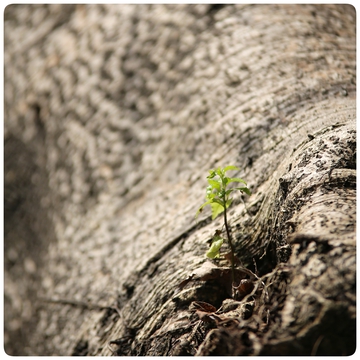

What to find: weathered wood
left=4, top=4, right=355, bottom=356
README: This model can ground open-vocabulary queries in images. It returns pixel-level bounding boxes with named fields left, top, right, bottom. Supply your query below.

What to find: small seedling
left=196, top=165, right=251, bottom=291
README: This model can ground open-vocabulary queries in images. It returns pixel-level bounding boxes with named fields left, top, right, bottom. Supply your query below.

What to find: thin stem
left=222, top=196, right=236, bottom=295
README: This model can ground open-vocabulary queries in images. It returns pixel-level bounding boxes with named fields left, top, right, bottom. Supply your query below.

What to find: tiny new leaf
left=207, top=179, right=221, bottom=190
left=228, top=177, right=247, bottom=185
left=235, top=187, right=251, bottom=195
left=210, top=202, right=224, bottom=220
left=195, top=199, right=213, bottom=218
left=223, top=165, right=240, bottom=173
left=206, top=237, right=224, bottom=258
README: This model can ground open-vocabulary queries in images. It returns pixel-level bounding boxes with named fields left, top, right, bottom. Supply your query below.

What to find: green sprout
left=196, top=165, right=251, bottom=287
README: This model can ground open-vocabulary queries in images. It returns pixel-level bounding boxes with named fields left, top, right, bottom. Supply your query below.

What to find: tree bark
left=4, top=4, right=355, bottom=356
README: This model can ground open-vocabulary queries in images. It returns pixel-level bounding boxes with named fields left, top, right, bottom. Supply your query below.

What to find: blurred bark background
left=4, top=4, right=355, bottom=355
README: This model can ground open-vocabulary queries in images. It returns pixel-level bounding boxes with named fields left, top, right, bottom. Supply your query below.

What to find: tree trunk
left=4, top=4, right=355, bottom=356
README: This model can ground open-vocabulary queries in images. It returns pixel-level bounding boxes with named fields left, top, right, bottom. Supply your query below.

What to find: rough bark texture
left=4, top=4, right=356, bottom=356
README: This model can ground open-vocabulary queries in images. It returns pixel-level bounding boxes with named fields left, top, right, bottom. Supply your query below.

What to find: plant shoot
left=196, top=165, right=251, bottom=290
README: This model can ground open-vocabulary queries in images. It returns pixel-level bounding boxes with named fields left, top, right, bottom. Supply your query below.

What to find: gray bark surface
left=4, top=4, right=355, bottom=356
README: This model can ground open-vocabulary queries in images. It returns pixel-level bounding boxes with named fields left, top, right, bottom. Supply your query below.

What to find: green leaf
left=207, top=170, right=216, bottom=179
left=223, top=165, right=240, bottom=173
left=197, top=166, right=250, bottom=220
left=210, top=202, right=224, bottom=220
left=195, top=199, right=213, bottom=218
left=211, top=198, right=225, bottom=207
left=206, top=192, right=216, bottom=200
left=207, top=179, right=221, bottom=190
left=215, top=167, right=224, bottom=177
left=206, top=185, right=215, bottom=198
left=228, top=177, right=247, bottom=185
left=206, top=237, right=224, bottom=259
left=235, top=187, right=251, bottom=195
